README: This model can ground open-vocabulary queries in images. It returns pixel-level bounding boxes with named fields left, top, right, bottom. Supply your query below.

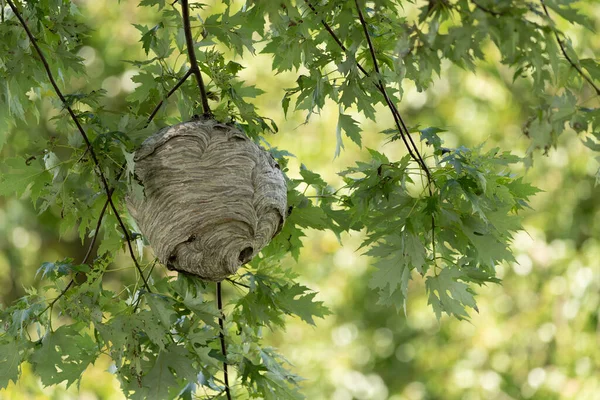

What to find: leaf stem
left=216, top=282, right=232, bottom=400
left=6, top=0, right=151, bottom=292
left=181, top=0, right=212, bottom=117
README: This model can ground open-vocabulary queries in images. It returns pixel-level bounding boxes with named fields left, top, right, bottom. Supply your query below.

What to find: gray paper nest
left=127, top=119, right=287, bottom=281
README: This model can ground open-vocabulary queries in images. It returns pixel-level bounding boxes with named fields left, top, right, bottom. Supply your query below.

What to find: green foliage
left=339, top=138, right=538, bottom=318
left=0, top=0, right=597, bottom=398
left=30, top=324, right=98, bottom=387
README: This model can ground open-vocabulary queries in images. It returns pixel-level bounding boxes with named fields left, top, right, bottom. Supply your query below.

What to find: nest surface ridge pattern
left=128, top=119, right=287, bottom=281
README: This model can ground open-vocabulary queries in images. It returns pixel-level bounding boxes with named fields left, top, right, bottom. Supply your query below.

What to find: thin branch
left=306, top=3, right=371, bottom=77
left=78, top=65, right=192, bottom=292
left=539, top=0, right=600, bottom=96
left=6, top=0, right=151, bottom=292
left=147, top=69, right=194, bottom=124
left=471, top=0, right=505, bottom=17
left=35, top=280, right=74, bottom=320
left=307, top=1, right=432, bottom=182
left=226, top=278, right=250, bottom=289
left=82, top=171, right=124, bottom=264
left=216, top=282, right=232, bottom=400
left=312, top=0, right=438, bottom=262
left=25, top=1, right=193, bottom=322
left=358, top=9, right=437, bottom=274
left=81, top=196, right=109, bottom=263
left=35, top=164, right=126, bottom=320
left=353, top=1, right=431, bottom=178
left=85, top=67, right=192, bottom=268
left=353, top=0, right=437, bottom=261
left=181, top=0, right=212, bottom=117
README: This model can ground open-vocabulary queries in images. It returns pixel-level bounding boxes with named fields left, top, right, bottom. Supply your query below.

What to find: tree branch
left=147, top=69, right=194, bottom=124
left=226, top=278, right=250, bottom=289
left=216, top=282, right=232, bottom=400
left=36, top=280, right=74, bottom=320
left=539, top=0, right=600, bottom=96
left=6, top=0, right=151, bottom=292
left=470, top=0, right=505, bottom=17
left=354, top=1, right=430, bottom=174
left=308, top=1, right=432, bottom=182
left=78, top=67, right=193, bottom=291
left=309, top=0, right=438, bottom=263
left=353, top=0, right=437, bottom=263
left=31, top=41, right=197, bottom=321
left=306, top=3, right=371, bottom=79
left=181, top=0, right=212, bottom=117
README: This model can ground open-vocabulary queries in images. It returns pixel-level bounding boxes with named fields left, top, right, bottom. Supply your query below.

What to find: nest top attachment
left=127, top=119, right=287, bottom=281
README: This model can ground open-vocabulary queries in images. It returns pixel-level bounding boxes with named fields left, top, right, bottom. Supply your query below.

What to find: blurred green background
left=0, top=0, right=599, bottom=399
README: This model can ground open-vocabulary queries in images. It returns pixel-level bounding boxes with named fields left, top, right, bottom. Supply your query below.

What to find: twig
left=78, top=65, right=190, bottom=291
left=353, top=0, right=437, bottom=263
left=85, top=67, right=192, bottom=269
left=216, top=282, right=232, bottom=400
left=181, top=0, right=212, bottom=117
left=306, top=3, right=370, bottom=82
left=35, top=165, right=126, bottom=321
left=81, top=171, right=124, bottom=264
left=355, top=1, right=430, bottom=174
left=226, top=278, right=250, bottom=289
left=539, top=0, right=600, bottom=96
left=6, top=0, right=152, bottom=293
left=80, top=196, right=109, bottom=265
left=471, top=0, right=505, bottom=17
left=147, top=69, right=194, bottom=124
left=35, top=280, right=74, bottom=320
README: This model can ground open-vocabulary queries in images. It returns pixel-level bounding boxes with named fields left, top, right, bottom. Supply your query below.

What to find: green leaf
left=420, top=126, right=445, bottom=150
left=426, top=268, right=478, bottom=320
left=97, top=222, right=124, bottom=257
left=134, top=23, right=164, bottom=55
left=0, top=157, right=50, bottom=198
left=545, top=2, right=595, bottom=30
left=141, top=345, right=198, bottom=399
left=0, top=341, right=23, bottom=389
left=277, top=284, right=330, bottom=326
left=338, top=113, right=362, bottom=148
left=282, top=95, right=291, bottom=117
left=505, top=177, right=542, bottom=200
left=36, top=259, right=89, bottom=280
left=146, top=294, right=178, bottom=328
left=299, top=166, right=327, bottom=188
left=30, top=324, right=98, bottom=388
left=139, top=0, right=166, bottom=9
left=367, top=232, right=426, bottom=313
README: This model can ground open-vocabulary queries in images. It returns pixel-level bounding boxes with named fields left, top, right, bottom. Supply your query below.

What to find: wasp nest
left=127, top=119, right=287, bottom=281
